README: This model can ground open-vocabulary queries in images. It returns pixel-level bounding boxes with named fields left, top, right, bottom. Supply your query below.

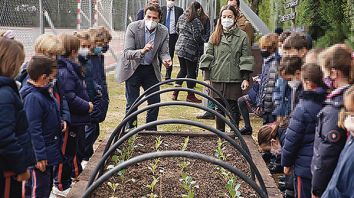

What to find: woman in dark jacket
left=0, top=38, right=34, bottom=198
left=281, top=64, right=327, bottom=198
left=311, top=44, right=353, bottom=198
left=172, top=1, right=205, bottom=103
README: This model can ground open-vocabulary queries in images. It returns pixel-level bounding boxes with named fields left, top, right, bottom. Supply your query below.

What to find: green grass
left=99, top=67, right=263, bottom=144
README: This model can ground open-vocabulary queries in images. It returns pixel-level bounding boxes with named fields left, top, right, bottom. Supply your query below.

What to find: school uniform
left=0, top=76, right=35, bottom=198
left=54, top=56, right=91, bottom=191
left=20, top=82, right=62, bottom=198
left=281, top=88, right=326, bottom=198
left=311, top=85, right=350, bottom=197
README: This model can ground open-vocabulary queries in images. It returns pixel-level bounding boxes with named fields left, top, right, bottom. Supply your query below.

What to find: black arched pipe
left=83, top=151, right=268, bottom=198
left=90, top=119, right=264, bottom=193
left=128, top=78, right=231, bottom=113
left=104, top=101, right=249, bottom=158
left=121, top=87, right=236, bottom=139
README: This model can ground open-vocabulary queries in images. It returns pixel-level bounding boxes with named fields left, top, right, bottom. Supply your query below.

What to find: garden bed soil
left=68, top=132, right=281, bottom=198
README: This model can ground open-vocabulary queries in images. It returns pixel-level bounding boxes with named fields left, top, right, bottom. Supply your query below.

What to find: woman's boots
left=171, top=91, right=202, bottom=103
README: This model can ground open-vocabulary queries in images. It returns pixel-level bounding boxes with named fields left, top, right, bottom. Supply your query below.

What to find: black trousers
left=176, top=57, right=198, bottom=88
left=125, top=65, right=160, bottom=130
left=165, top=33, right=178, bottom=80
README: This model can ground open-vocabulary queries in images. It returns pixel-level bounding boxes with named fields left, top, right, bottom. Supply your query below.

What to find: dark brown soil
left=91, top=134, right=260, bottom=198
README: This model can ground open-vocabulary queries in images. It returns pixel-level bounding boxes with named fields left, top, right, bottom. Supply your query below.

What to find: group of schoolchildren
left=245, top=31, right=354, bottom=198
left=0, top=28, right=111, bottom=198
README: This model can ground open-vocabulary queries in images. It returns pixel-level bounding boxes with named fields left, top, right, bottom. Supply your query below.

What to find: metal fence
left=0, top=0, right=216, bottom=65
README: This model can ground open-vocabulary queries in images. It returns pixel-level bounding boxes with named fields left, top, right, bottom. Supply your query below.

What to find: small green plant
left=148, top=159, right=160, bottom=175
left=181, top=136, right=190, bottom=151
left=225, top=179, right=243, bottom=198
left=107, top=181, right=118, bottom=195
left=180, top=173, right=198, bottom=198
left=154, top=136, right=163, bottom=151
left=178, top=160, right=190, bottom=172
left=215, top=138, right=226, bottom=161
left=146, top=176, right=159, bottom=198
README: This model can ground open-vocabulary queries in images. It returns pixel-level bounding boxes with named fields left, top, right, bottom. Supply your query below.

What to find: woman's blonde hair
left=34, top=34, right=63, bottom=55
left=338, top=85, right=354, bottom=128
left=259, top=33, right=278, bottom=50
left=59, top=34, right=80, bottom=57
left=0, top=38, right=25, bottom=78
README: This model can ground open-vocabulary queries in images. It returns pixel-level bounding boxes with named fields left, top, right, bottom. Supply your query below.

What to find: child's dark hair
left=279, top=55, right=303, bottom=75
left=301, top=63, right=324, bottom=87
left=283, top=33, right=308, bottom=50
left=279, top=31, right=291, bottom=43
left=27, top=55, right=57, bottom=81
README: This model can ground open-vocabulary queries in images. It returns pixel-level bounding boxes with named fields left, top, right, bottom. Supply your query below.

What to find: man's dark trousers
left=126, top=65, right=160, bottom=130
left=165, top=33, right=178, bottom=80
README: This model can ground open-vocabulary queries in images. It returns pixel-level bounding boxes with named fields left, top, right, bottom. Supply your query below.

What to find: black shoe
left=278, top=181, right=286, bottom=192
left=278, top=175, right=286, bottom=182
left=262, top=152, right=272, bottom=164
left=239, top=127, right=252, bottom=135
left=269, top=163, right=283, bottom=174
left=196, top=112, right=215, bottom=120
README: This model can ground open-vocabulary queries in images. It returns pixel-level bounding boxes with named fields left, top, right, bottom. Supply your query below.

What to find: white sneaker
left=81, top=160, right=88, bottom=169
left=52, top=186, right=71, bottom=197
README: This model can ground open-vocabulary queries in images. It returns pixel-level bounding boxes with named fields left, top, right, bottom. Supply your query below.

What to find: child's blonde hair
left=338, top=85, right=354, bottom=128
left=34, top=34, right=63, bottom=55
left=0, top=38, right=25, bottom=78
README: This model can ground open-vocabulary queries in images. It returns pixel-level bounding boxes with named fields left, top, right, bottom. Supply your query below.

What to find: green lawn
left=99, top=67, right=263, bottom=144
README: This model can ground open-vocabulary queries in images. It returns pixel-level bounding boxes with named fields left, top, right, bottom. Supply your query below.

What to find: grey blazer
left=116, top=20, right=171, bottom=83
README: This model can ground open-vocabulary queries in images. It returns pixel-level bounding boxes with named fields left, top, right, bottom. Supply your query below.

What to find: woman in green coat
left=199, top=5, right=254, bottom=132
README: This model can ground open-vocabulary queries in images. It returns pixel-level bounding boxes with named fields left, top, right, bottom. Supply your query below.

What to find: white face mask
left=287, top=80, right=301, bottom=88
left=344, top=116, right=354, bottom=135
left=221, top=18, right=234, bottom=29
left=166, top=1, right=175, bottom=8
left=78, top=48, right=90, bottom=57
left=278, top=48, right=283, bottom=56
left=145, top=20, right=158, bottom=31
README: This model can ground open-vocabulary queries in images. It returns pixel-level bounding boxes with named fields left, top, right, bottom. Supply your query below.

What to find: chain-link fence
left=0, top=0, right=216, bottom=66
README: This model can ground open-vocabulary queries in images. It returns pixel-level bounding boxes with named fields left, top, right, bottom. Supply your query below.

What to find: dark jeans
left=165, top=33, right=178, bottom=80
left=238, top=95, right=252, bottom=129
left=125, top=65, right=160, bottom=131
left=176, top=57, right=198, bottom=88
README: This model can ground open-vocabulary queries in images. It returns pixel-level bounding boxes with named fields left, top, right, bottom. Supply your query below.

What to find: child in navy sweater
left=281, top=63, right=327, bottom=198
left=20, top=56, right=62, bottom=198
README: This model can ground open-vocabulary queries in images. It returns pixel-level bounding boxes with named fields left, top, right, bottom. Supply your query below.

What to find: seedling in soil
left=146, top=176, right=159, bottom=198
left=178, top=160, right=190, bottom=173
left=215, top=138, right=226, bottom=161
left=154, top=136, right=163, bottom=151
left=225, top=179, right=243, bottom=198
left=180, top=173, right=198, bottom=198
left=181, top=136, right=190, bottom=151
left=148, top=159, right=160, bottom=175
left=107, top=181, right=119, bottom=196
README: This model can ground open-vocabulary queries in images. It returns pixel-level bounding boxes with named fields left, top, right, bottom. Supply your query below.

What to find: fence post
left=89, top=0, right=93, bottom=27
left=39, top=0, right=44, bottom=34
left=124, top=0, right=129, bottom=29
left=77, top=0, right=81, bottom=29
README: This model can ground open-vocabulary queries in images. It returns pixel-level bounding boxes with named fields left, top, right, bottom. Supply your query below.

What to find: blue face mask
left=94, top=46, right=103, bottom=55
left=102, top=45, right=109, bottom=53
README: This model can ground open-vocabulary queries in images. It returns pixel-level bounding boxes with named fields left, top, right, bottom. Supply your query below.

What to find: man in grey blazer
left=117, top=4, right=172, bottom=131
